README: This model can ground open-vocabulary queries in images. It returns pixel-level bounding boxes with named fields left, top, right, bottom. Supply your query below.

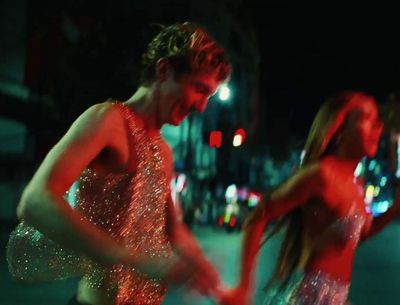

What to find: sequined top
left=264, top=269, right=352, bottom=305
left=264, top=212, right=367, bottom=305
left=7, top=102, right=174, bottom=305
left=329, top=212, right=366, bottom=247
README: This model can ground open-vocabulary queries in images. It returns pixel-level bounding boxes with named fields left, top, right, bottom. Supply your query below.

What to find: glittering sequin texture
left=264, top=213, right=365, bottom=305
left=264, top=270, right=351, bottom=305
left=7, top=102, right=173, bottom=305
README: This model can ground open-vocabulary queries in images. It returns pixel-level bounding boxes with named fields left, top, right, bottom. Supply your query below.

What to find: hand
left=216, top=286, right=251, bottom=305
left=165, top=254, right=221, bottom=295
left=186, top=257, right=221, bottom=295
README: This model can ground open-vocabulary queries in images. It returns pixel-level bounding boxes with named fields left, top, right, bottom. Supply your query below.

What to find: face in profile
left=340, top=98, right=383, bottom=158
left=160, top=71, right=220, bottom=126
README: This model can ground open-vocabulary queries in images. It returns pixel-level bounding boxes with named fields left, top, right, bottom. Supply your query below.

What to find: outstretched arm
left=219, top=163, right=326, bottom=305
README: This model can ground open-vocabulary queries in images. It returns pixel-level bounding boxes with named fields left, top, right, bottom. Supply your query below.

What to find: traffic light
left=209, top=130, right=222, bottom=148
left=207, top=129, right=246, bottom=148
left=233, top=128, right=246, bottom=147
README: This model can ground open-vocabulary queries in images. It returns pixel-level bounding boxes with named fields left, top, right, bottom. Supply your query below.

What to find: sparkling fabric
left=264, top=213, right=365, bottom=305
left=264, top=270, right=351, bottom=305
left=329, top=212, right=366, bottom=247
left=7, top=102, right=173, bottom=305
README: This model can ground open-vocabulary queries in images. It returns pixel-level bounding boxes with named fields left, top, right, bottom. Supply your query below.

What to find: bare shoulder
left=291, top=162, right=327, bottom=188
left=24, top=102, right=126, bottom=196
left=317, top=157, right=342, bottom=184
left=73, top=102, right=122, bottom=131
left=269, top=162, right=325, bottom=202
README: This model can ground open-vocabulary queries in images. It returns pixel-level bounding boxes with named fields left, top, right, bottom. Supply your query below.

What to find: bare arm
left=165, top=194, right=220, bottom=294
left=17, top=103, right=132, bottom=265
left=219, top=164, right=326, bottom=305
left=166, top=195, right=206, bottom=259
left=237, top=163, right=325, bottom=293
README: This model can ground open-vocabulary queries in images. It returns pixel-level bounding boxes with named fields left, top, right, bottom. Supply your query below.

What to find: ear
left=155, top=58, right=173, bottom=82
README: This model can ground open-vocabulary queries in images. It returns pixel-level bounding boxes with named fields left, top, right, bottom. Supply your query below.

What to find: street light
left=218, top=84, right=230, bottom=102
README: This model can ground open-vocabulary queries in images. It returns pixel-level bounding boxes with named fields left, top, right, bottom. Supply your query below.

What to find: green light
left=380, top=177, right=387, bottom=187
left=368, top=160, right=376, bottom=171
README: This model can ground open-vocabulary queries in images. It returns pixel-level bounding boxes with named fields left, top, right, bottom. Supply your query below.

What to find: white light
left=375, top=200, right=390, bottom=214
left=354, top=162, right=363, bottom=177
left=225, top=184, right=237, bottom=199
left=365, top=185, right=375, bottom=204
left=233, top=134, right=243, bottom=147
left=218, top=84, right=230, bottom=101
left=176, top=174, right=186, bottom=192
left=300, top=150, right=306, bottom=165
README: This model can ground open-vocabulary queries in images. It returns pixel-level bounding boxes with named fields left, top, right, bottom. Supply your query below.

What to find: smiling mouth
left=178, top=105, right=190, bottom=116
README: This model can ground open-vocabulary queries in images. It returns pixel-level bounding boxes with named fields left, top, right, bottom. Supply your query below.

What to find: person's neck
left=124, top=85, right=162, bottom=136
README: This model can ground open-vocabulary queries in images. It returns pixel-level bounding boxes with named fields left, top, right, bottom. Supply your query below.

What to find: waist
left=306, top=258, right=353, bottom=284
left=78, top=266, right=168, bottom=305
left=303, top=239, right=357, bottom=283
left=295, top=269, right=351, bottom=304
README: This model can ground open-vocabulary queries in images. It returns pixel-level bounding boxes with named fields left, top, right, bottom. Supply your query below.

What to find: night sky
left=14, top=1, right=400, bottom=149
left=253, top=3, right=400, bottom=140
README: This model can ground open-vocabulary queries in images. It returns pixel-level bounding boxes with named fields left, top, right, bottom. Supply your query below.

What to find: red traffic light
left=233, top=128, right=246, bottom=146
left=209, top=130, right=222, bottom=148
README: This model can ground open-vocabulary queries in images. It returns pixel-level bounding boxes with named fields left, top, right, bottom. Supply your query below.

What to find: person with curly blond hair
left=7, top=22, right=231, bottom=305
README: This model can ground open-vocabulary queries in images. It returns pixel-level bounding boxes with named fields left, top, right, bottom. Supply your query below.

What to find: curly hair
left=140, top=22, right=231, bottom=85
